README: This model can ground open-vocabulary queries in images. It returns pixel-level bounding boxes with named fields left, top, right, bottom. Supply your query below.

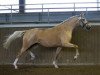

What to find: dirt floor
left=0, top=65, right=100, bottom=75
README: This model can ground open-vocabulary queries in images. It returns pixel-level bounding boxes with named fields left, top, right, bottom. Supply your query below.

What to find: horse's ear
left=80, top=12, right=85, bottom=18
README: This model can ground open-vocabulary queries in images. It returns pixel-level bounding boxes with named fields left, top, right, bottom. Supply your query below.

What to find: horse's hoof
left=15, top=67, right=18, bottom=69
left=74, top=56, right=77, bottom=60
left=53, top=61, right=59, bottom=68
left=31, top=57, right=35, bottom=60
left=13, top=63, right=18, bottom=69
left=14, top=65, right=18, bottom=69
left=55, top=65, right=59, bottom=68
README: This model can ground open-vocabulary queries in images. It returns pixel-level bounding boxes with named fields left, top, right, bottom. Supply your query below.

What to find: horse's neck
left=54, top=17, right=78, bottom=32
left=63, top=19, right=78, bottom=31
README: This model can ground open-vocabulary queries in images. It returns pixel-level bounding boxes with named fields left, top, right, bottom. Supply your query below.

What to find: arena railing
left=0, top=2, right=100, bottom=13
left=0, top=2, right=100, bottom=23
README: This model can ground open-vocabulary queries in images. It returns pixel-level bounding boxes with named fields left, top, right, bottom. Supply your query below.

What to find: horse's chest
left=61, top=31, right=72, bottom=42
left=65, top=31, right=72, bottom=38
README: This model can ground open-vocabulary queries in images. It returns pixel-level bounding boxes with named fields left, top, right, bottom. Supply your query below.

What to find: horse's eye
left=82, top=19, right=85, bottom=21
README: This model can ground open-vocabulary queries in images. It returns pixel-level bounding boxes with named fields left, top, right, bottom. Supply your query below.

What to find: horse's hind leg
left=13, top=47, right=27, bottom=69
left=13, top=37, right=36, bottom=69
left=13, top=46, right=35, bottom=69
left=13, top=44, right=31, bottom=69
left=29, top=51, right=35, bottom=60
left=53, top=47, right=62, bottom=68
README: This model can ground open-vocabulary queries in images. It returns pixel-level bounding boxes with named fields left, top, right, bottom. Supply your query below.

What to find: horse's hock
left=0, top=25, right=100, bottom=67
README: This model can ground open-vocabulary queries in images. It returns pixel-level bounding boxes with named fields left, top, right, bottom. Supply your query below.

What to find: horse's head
left=79, top=13, right=91, bottom=30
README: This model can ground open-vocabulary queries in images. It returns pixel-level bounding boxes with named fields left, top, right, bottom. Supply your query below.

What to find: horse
left=3, top=13, right=91, bottom=69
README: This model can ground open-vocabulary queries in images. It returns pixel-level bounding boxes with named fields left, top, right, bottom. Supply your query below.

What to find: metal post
left=74, top=3, right=75, bottom=12
left=86, top=8, right=88, bottom=17
left=47, top=9, right=50, bottom=23
left=41, top=4, right=43, bottom=22
left=11, top=5, right=12, bottom=24
left=97, top=0, right=99, bottom=11
left=42, top=4, right=43, bottom=13
left=86, top=8, right=88, bottom=12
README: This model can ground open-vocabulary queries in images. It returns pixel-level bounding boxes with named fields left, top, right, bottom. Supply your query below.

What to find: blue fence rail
left=0, top=2, right=100, bottom=24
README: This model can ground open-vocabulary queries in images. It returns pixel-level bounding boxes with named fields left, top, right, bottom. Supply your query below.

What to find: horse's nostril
left=86, top=26, right=91, bottom=30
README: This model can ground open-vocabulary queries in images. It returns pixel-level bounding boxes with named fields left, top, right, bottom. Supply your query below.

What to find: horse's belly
left=38, top=38, right=61, bottom=47
left=37, top=30, right=61, bottom=47
left=40, top=41, right=61, bottom=47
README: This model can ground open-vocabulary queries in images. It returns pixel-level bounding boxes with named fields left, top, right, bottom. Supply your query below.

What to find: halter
left=78, top=17, right=88, bottom=28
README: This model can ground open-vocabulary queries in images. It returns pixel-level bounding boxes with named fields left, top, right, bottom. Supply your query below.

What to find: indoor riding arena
left=0, top=0, right=100, bottom=75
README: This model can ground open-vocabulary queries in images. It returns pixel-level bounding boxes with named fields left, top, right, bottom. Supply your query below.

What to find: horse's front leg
left=53, top=47, right=62, bottom=68
left=62, top=43, right=79, bottom=60
left=73, top=46, right=79, bottom=60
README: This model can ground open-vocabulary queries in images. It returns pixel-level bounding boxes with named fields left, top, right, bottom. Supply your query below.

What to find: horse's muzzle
left=86, top=25, right=91, bottom=30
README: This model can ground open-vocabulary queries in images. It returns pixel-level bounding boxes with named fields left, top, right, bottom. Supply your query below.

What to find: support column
left=97, top=0, right=100, bottom=11
left=19, top=0, right=25, bottom=13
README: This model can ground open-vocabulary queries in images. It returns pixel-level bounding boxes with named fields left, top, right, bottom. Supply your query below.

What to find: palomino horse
left=3, top=13, right=91, bottom=69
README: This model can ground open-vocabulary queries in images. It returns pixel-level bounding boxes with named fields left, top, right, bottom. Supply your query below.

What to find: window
left=0, top=0, right=19, bottom=13
left=25, top=0, right=99, bottom=12
left=0, top=0, right=99, bottom=13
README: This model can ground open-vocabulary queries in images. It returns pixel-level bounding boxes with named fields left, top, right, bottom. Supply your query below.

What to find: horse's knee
left=74, top=45, right=78, bottom=49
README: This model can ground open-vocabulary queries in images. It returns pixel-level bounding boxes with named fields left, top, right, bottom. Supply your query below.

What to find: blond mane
left=57, top=15, right=78, bottom=26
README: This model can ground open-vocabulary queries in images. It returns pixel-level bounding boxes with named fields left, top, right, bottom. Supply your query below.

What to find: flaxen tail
left=3, top=31, right=25, bottom=49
